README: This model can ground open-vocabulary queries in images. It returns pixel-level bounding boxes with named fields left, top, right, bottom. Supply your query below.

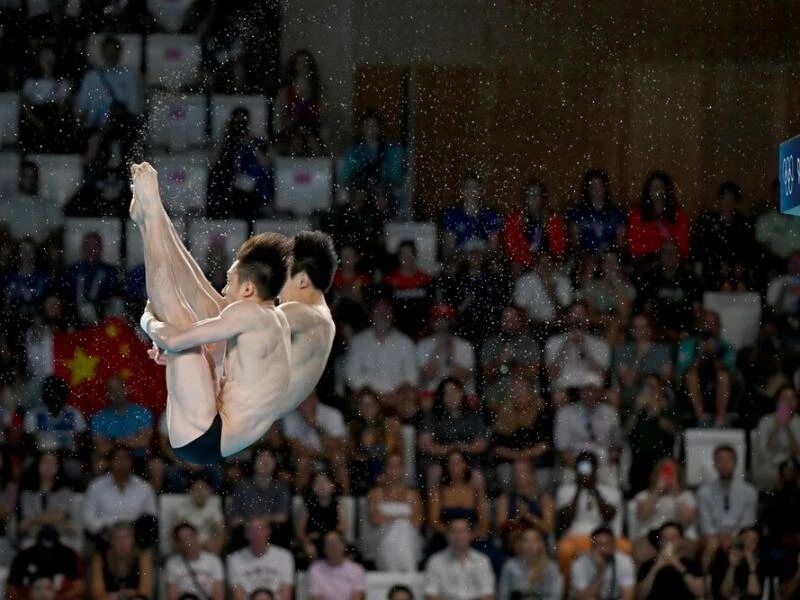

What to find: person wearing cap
left=416, top=304, right=475, bottom=395
left=636, top=522, right=704, bottom=599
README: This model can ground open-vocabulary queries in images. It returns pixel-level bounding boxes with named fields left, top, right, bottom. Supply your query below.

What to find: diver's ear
left=241, top=280, right=257, bottom=299
left=298, top=272, right=311, bottom=289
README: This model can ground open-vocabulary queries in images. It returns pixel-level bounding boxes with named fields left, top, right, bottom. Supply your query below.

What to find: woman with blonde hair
left=498, top=527, right=563, bottom=600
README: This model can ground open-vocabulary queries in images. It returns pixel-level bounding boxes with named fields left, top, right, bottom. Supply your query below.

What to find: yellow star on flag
left=119, top=343, right=130, bottom=357
left=65, top=348, right=100, bottom=387
left=106, top=324, right=119, bottom=338
left=119, top=368, right=131, bottom=381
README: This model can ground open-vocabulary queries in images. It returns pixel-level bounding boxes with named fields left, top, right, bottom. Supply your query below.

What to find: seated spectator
left=348, top=389, right=403, bottom=495
left=480, top=305, right=540, bottom=409
left=756, top=179, right=800, bottom=273
left=709, top=526, right=765, bottom=600
left=82, top=446, right=158, bottom=549
left=567, top=168, right=626, bottom=258
left=440, top=171, right=501, bottom=262
left=63, top=232, right=121, bottom=326
left=23, top=375, right=87, bottom=460
left=295, top=470, right=347, bottom=567
left=165, top=523, right=225, bottom=600
left=6, top=526, right=85, bottom=600
left=418, top=379, right=488, bottom=490
left=754, top=385, right=800, bottom=490
left=207, top=107, right=272, bottom=219
left=676, top=310, right=737, bottom=426
left=227, top=516, right=294, bottom=600
left=495, top=458, right=555, bottom=553
left=282, top=391, right=349, bottom=494
left=367, top=453, right=423, bottom=572
left=570, top=526, right=634, bottom=599
left=342, top=110, right=405, bottom=213
left=767, top=251, right=800, bottom=318
left=698, top=445, right=758, bottom=573
left=387, top=586, right=412, bottom=600
left=416, top=304, right=475, bottom=394
left=512, top=252, right=573, bottom=330
left=273, top=49, right=325, bottom=153
left=0, top=161, right=62, bottom=242
left=765, top=458, right=800, bottom=571
left=331, top=245, right=372, bottom=309
left=636, top=522, right=705, bottom=599
left=25, top=0, right=86, bottom=85
left=344, top=298, right=418, bottom=414
left=626, top=170, right=691, bottom=264
left=498, top=527, right=562, bottom=600
left=555, top=451, right=627, bottom=576
left=423, top=518, right=495, bottom=600
left=170, top=473, right=226, bottom=555
left=625, top=376, right=677, bottom=495
left=502, top=178, right=567, bottom=272
left=228, top=449, right=291, bottom=549
left=20, top=46, right=72, bottom=153
left=250, top=591, right=274, bottom=600
left=18, top=451, right=78, bottom=549
left=28, top=575, right=56, bottom=600
left=323, top=182, right=388, bottom=269
left=4, top=238, right=51, bottom=335
left=309, top=531, right=365, bottom=600
left=545, top=301, right=611, bottom=406
left=631, top=459, right=697, bottom=563
left=576, top=252, right=635, bottom=342
left=90, top=377, right=153, bottom=470
left=90, top=521, right=154, bottom=600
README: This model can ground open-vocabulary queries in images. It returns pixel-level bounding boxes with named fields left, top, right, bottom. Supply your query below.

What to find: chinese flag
left=53, top=317, right=167, bottom=421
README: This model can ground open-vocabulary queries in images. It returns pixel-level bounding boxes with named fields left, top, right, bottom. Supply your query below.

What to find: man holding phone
left=570, top=527, right=635, bottom=600
left=636, top=522, right=705, bottom=599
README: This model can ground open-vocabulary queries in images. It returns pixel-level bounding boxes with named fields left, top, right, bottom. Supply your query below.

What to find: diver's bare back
left=217, top=302, right=291, bottom=457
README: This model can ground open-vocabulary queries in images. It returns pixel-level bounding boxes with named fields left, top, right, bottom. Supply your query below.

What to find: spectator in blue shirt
left=91, top=377, right=153, bottom=472
left=3, top=238, right=51, bottom=323
left=567, top=168, right=626, bottom=258
left=63, top=232, right=121, bottom=326
left=441, top=171, right=501, bottom=262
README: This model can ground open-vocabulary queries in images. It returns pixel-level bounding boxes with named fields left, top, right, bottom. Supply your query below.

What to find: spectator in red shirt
left=381, top=240, right=433, bottom=339
left=627, top=171, right=691, bottom=265
left=502, top=179, right=566, bottom=273
left=331, top=245, right=372, bottom=307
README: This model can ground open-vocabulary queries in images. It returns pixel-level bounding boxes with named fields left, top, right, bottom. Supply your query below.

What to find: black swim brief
left=172, top=414, right=223, bottom=465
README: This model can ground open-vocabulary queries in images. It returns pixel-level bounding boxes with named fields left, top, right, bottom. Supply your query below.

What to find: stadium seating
left=26, top=154, right=83, bottom=207
left=0, top=93, right=18, bottom=149
left=149, top=153, right=209, bottom=216
left=145, top=34, right=201, bottom=90
left=0, top=152, right=19, bottom=198
left=703, top=291, right=762, bottom=351
left=273, top=157, right=333, bottom=216
left=87, top=33, right=144, bottom=72
left=296, top=571, right=425, bottom=600
left=63, top=217, right=123, bottom=266
left=384, top=222, right=439, bottom=274
left=147, top=0, right=194, bottom=32
left=253, top=219, right=311, bottom=238
left=210, top=95, right=269, bottom=143
left=186, top=218, right=248, bottom=262
left=158, top=493, right=224, bottom=556
left=292, top=495, right=356, bottom=543
left=683, top=428, right=747, bottom=487
left=147, top=92, right=208, bottom=151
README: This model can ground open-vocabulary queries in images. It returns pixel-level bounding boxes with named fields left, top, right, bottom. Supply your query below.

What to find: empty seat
left=0, top=92, right=19, bottom=148
left=147, top=92, right=208, bottom=150
left=684, top=428, right=747, bottom=487
left=186, top=218, right=248, bottom=264
left=703, top=291, right=762, bottom=351
left=63, top=218, right=123, bottom=266
left=87, top=33, right=143, bottom=71
left=273, top=157, right=333, bottom=216
left=385, top=222, right=439, bottom=274
left=27, top=154, right=83, bottom=206
left=210, top=95, right=268, bottom=142
left=147, top=0, right=194, bottom=32
left=145, top=34, right=201, bottom=91
left=149, top=153, right=209, bottom=216
left=253, top=219, right=311, bottom=237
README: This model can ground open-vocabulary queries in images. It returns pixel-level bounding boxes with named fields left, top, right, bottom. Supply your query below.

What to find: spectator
left=342, top=110, right=405, bottom=212
left=676, top=310, right=738, bottom=426
left=387, top=586, right=413, bottom=600
left=418, top=379, right=488, bottom=490
left=165, top=522, right=225, bottom=600
left=18, top=451, right=77, bottom=549
left=382, top=240, right=434, bottom=340
left=636, top=522, right=705, bottom=599
left=0, top=161, right=62, bottom=242
left=367, top=453, right=423, bottom=572
left=24, top=0, right=86, bottom=85
left=20, top=46, right=73, bottom=153
left=441, top=171, right=501, bottom=262
left=295, top=470, right=347, bottom=567
left=170, top=473, right=226, bottom=555
left=344, top=298, right=418, bottom=411
left=498, top=527, right=562, bottom=600
left=90, top=376, right=153, bottom=468
left=24, top=375, right=87, bottom=457
left=631, top=459, right=698, bottom=563
left=309, top=530, right=366, bottom=600
left=423, top=518, right=495, bottom=600
left=228, top=449, right=291, bottom=549
left=207, top=107, right=272, bottom=219
left=348, top=389, right=404, bottom=495
left=250, top=591, right=274, bottom=600
left=511, top=253, right=573, bottom=330
left=698, top=445, right=758, bottom=573
left=227, top=516, right=294, bottom=600
left=767, top=251, right=800, bottom=318
left=84, top=0, right=158, bottom=33
left=756, top=178, right=800, bottom=271
left=545, top=301, right=611, bottom=406
left=569, top=526, right=635, bottom=600
left=576, top=252, right=635, bottom=342
left=282, top=391, right=349, bottom=494
left=494, top=458, right=555, bottom=552
left=89, top=521, right=154, bottom=600
left=709, top=526, right=765, bottom=600
left=63, top=232, right=121, bottom=325
left=692, top=181, right=755, bottom=289
left=273, top=49, right=324, bottom=155
left=4, top=238, right=51, bottom=330
left=480, top=305, right=540, bottom=408
left=82, top=445, right=158, bottom=549
left=772, top=460, right=800, bottom=597
left=6, top=526, right=85, bottom=600
left=323, top=182, right=388, bottom=269
left=624, top=375, right=677, bottom=496
left=24, top=296, right=68, bottom=408
left=331, top=245, right=372, bottom=309
left=555, top=451, right=626, bottom=576
left=567, top=168, right=627, bottom=258
left=28, top=576, right=56, bottom=600
left=501, top=178, right=567, bottom=271
left=626, top=170, right=691, bottom=264
left=416, top=304, right=475, bottom=395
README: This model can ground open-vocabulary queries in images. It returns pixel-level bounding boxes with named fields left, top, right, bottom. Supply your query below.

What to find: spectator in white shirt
left=309, top=531, right=365, bottom=600
left=424, top=518, right=495, bottom=600
left=165, top=522, right=225, bottom=600
left=170, top=474, right=226, bottom=555
left=81, top=445, right=158, bottom=548
left=345, top=298, right=418, bottom=412
left=226, top=516, right=294, bottom=600
left=570, top=526, right=635, bottom=600
left=282, top=391, right=349, bottom=494
left=512, top=253, right=573, bottom=327
left=416, top=304, right=475, bottom=394
left=754, top=385, right=800, bottom=490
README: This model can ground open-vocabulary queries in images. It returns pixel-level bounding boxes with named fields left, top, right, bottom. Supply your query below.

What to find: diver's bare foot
left=131, top=161, right=162, bottom=217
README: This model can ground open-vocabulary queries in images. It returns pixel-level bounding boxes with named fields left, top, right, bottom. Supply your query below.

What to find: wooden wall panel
left=352, top=66, right=408, bottom=143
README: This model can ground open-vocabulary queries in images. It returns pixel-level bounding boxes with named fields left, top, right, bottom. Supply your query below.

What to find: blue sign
left=780, top=134, right=800, bottom=215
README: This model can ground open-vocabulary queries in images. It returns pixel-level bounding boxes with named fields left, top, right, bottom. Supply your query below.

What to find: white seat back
left=273, top=157, right=333, bottom=216
left=0, top=93, right=19, bottom=148
left=210, top=95, right=268, bottom=142
left=147, top=92, right=208, bottom=150
left=385, top=222, right=439, bottom=275
left=684, top=428, right=747, bottom=487
left=702, top=291, right=762, bottom=351
left=63, top=218, right=123, bottom=266
left=146, top=0, right=194, bottom=32
left=150, top=153, right=208, bottom=216
left=27, top=154, right=83, bottom=206
left=87, top=33, right=143, bottom=71
left=253, top=219, right=311, bottom=238
left=145, top=34, right=201, bottom=90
